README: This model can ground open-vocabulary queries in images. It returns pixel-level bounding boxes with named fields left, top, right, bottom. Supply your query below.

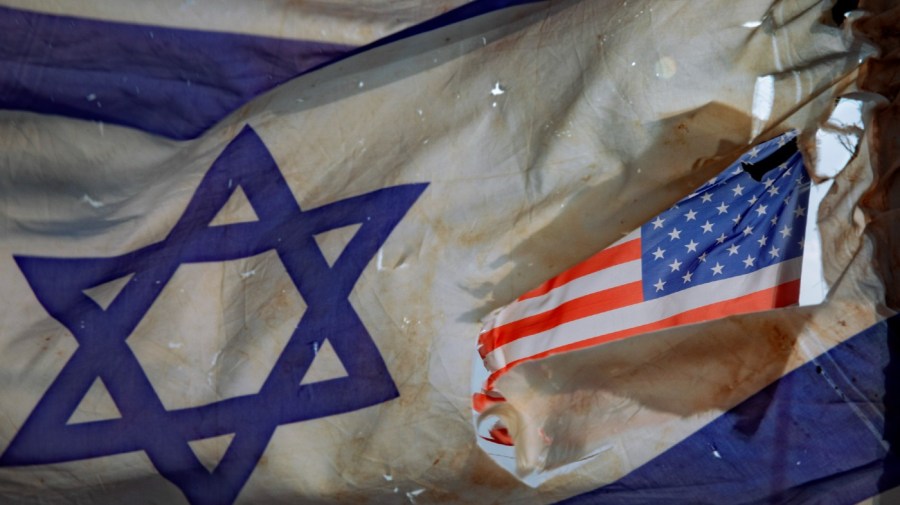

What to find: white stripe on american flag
left=611, top=228, right=641, bottom=246
left=478, top=230, right=643, bottom=356
left=483, top=257, right=802, bottom=375
left=482, top=258, right=643, bottom=336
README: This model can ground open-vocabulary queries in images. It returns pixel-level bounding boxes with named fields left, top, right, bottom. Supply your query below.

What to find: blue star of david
left=0, top=126, right=427, bottom=505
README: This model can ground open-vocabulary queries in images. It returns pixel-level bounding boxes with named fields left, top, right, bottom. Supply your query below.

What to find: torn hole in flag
left=471, top=123, right=865, bottom=484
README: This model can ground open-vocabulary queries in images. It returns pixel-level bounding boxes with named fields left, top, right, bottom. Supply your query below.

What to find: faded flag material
left=473, top=131, right=818, bottom=461
left=0, top=0, right=896, bottom=504
left=477, top=132, right=811, bottom=393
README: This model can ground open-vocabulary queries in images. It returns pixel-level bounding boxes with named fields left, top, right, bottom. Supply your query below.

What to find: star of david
left=0, top=126, right=427, bottom=505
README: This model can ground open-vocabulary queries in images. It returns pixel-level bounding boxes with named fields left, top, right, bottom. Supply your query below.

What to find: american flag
left=474, top=131, right=810, bottom=429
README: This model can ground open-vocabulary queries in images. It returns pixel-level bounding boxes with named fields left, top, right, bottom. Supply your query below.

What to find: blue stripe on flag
left=558, top=315, right=900, bottom=505
left=0, top=5, right=354, bottom=140
left=0, top=0, right=545, bottom=140
left=351, top=0, right=546, bottom=54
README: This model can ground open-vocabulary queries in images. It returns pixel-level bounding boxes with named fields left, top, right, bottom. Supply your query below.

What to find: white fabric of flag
left=0, top=0, right=894, bottom=504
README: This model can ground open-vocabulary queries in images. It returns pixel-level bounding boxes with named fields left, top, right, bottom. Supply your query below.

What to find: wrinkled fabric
left=486, top=0, right=898, bottom=494
left=0, top=0, right=893, bottom=503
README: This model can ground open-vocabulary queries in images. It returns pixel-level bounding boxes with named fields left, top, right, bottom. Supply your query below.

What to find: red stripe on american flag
left=472, top=392, right=506, bottom=413
left=516, top=238, right=642, bottom=301
left=484, top=426, right=514, bottom=446
left=484, top=279, right=801, bottom=390
left=478, top=281, right=644, bottom=358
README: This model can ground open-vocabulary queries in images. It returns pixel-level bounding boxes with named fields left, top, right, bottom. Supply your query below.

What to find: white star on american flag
left=769, top=246, right=780, bottom=258
left=742, top=255, right=756, bottom=268
left=668, top=228, right=682, bottom=240
left=654, top=278, right=666, bottom=292
left=732, top=184, right=745, bottom=196
left=685, top=239, right=699, bottom=253
left=652, top=216, right=665, bottom=229
left=684, top=209, right=698, bottom=221
left=668, top=259, right=682, bottom=272
left=652, top=247, right=665, bottom=260
left=726, top=243, right=740, bottom=255
left=711, top=262, right=724, bottom=275
left=701, top=221, right=714, bottom=233
left=716, top=202, right=729, bottom=214
left=682, top=271, right=693, bottom=283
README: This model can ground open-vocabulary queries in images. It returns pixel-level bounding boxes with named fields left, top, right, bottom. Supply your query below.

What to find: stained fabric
left=0, top=0, right=895, bottom=504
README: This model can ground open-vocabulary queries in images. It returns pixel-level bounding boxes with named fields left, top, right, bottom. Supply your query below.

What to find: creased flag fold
left=0, top=0, right=893, bottom=503
left=473, top=130, right=817, bottom=478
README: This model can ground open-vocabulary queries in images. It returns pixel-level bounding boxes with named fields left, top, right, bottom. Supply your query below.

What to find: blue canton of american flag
left=641, top=131, right=809, bottom=299
left=475, top=130, right=811, bottom=400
